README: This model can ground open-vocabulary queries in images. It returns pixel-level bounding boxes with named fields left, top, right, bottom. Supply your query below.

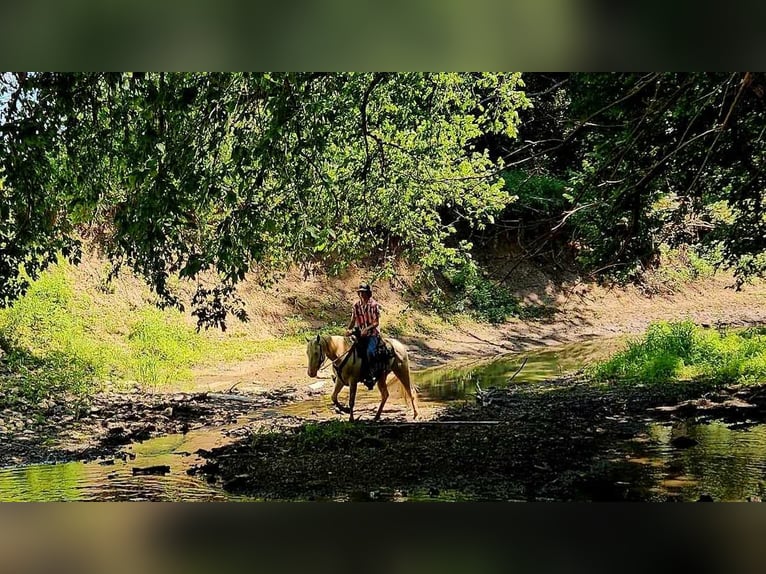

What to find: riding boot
left=363, top=358, right=376, bottom=390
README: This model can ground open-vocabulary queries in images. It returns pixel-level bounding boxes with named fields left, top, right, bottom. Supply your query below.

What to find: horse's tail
left=386, top=340, right=418, bottom=418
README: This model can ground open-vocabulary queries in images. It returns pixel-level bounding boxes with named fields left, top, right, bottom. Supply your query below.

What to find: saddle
left=358, top=335, right=394, bottom=389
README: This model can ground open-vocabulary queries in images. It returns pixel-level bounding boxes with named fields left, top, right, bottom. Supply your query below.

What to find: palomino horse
left=306, top=333, right=419, bottom=421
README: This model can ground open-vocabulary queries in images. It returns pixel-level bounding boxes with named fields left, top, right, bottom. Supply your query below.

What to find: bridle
left=313, top=335, right=357, bottom=376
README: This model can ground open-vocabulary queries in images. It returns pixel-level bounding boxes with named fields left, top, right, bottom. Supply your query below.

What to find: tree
left=0, top=72, right=529, bottom=327
left=492, top=73, right=766, bottom=285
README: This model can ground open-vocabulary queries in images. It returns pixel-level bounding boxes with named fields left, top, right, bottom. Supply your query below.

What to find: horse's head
left=306, top=334, right=324, bottom=377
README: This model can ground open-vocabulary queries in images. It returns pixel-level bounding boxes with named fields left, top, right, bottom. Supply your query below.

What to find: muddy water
left=2, top=336, right=766, bottom=501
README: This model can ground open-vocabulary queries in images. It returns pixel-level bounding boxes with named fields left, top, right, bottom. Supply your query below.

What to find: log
left=205, top=393, right=265, bottom=404
left=132, top=465, right=171, bottom=476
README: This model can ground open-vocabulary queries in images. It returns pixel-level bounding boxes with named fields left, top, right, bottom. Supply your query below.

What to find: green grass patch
left=590, top=321, right=766, bottom=386
left=0, top=263, right=311, bottom=396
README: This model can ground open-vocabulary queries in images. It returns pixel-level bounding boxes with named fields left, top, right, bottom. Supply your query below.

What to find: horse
left=306, top=333, right=419, bottom=422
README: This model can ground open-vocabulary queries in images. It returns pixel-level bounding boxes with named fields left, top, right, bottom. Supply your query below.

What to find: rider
left=345, top=283, right=381, bottom=390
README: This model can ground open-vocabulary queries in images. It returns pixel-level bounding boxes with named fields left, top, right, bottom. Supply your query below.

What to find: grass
left=0, top=262, right=315, bottom=397
left=438, top=260, right=555, bottom=324
left=590, top=321, right=766, bottom=386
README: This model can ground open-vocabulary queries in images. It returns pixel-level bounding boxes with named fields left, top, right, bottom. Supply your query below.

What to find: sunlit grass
left=590, top=321, right=766, bottom=386
left=0, top=263, right=311, bottom=395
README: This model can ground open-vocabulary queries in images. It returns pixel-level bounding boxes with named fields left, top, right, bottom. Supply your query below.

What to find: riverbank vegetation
left=591, top=321, right=766, bottom=386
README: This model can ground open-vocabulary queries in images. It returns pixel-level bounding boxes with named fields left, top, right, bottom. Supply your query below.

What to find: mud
left=0, top=387, right=309, bottom=467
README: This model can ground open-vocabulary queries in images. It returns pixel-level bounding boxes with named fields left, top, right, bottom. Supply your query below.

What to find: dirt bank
left=191, top=275, right=766, bottom=392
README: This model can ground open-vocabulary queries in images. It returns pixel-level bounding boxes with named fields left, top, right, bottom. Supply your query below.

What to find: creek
left=1, top=336, right=764, bottom=501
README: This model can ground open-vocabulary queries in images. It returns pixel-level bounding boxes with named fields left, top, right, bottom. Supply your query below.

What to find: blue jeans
left=363, top=335, right=380, bottom=378
left=365, top=335, right=379, bottom=362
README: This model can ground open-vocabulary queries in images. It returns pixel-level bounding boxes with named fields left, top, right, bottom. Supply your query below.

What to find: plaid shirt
left=352, top=297, right=380, bottom=336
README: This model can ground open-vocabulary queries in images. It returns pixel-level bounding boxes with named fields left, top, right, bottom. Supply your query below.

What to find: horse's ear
left=305, top=336, right=311, bottom=343
left=315, top=334, right=321, bottom=343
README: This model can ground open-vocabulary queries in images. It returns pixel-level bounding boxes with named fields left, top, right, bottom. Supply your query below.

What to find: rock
left=747, top=495, right=762, bottom=502
left=697, top=493, right=714, bottom=502
left=670, top=436, right=699, bottom=449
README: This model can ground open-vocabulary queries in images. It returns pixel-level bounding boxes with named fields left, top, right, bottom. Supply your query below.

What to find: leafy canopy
left=1, top=72, right=529, bottom=327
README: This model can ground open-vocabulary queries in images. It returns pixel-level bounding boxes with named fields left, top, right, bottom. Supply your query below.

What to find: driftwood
left=474, top=357, right=528, bottom=406
left=507, top=357, right=528, bottom=383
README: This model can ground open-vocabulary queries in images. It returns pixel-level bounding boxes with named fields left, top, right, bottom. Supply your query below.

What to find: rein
left=316, top=336, right=358, bottom=387
left=317, top=336, right=356, bottom=372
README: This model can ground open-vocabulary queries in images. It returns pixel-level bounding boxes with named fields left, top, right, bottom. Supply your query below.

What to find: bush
left=0, top=266, right=121, bottom=393
left=127, top=308, right=204, bottom=389
left=590, top=321, right=766, bottom=385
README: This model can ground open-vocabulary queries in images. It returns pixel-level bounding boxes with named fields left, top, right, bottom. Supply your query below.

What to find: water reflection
left=0, top=424, right=250, bottom=501
left=627, top=421, right=766, bottom=501
left=417, top=338, right=623, bottom=401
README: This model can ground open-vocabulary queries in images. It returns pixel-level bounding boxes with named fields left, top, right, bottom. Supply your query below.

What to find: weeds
left=437, top=260, right=554, bottom=324
left=590, top=321, right=766, bottom=386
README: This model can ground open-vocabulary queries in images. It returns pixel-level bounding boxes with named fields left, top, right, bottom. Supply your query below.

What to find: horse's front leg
left=373, top=374, right=389, bottom=421
left=331, top=374, right=349, bottom=413
left=348, top=380, right=358, bottom=422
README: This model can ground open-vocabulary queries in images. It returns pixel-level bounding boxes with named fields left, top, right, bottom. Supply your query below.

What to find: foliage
left=0, top=264, right=123, bottom=384
left=591, top=321, right=766, bottom=385
left=1, top=72, right=529, bottom=327
left=0, top=262, right=313, bottom=392
left=126, top=308, right=204, bottom=389
left=490, top=73, right=766, bottom=286
left=435, top=259, right=552, bottom=324
left=0, top=347, right=97, bottom=406
left=640, top=244, right=718, bottom=294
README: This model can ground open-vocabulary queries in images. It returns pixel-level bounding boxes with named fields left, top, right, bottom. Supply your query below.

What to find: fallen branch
left=227, top=381, right=244, bottom=394
left=508, top=357, right=529, bottom=383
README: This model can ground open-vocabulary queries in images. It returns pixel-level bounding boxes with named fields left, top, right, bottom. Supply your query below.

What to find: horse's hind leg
left=373, top=374, right=390, bottom=421
left=348, top=380, right=358, bottom=422
left=395, top=366, right=419, bottom=420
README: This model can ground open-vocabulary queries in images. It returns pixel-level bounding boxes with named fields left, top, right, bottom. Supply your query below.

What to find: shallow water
left=615, top=420, right=766, bottom=501
left=0, top=422, right=254, bottom=501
